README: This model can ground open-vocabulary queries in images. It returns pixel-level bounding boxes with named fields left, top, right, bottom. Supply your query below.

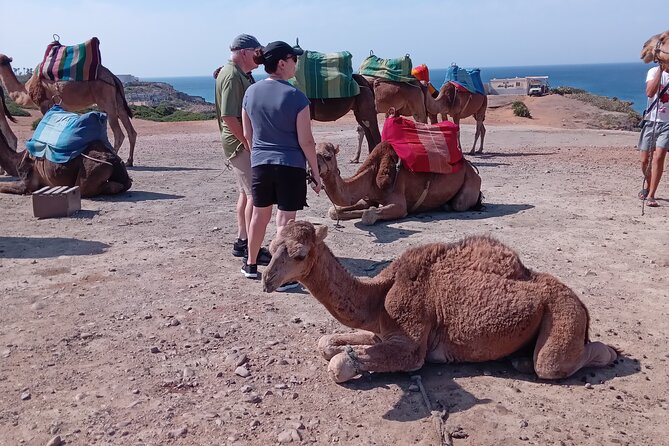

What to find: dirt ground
left=1, top=95, right=668, bottom=446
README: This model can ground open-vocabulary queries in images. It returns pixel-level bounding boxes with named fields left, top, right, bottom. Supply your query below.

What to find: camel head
left=641, top=30, right=669, bottom=64
left=315, top=142, right=340, bottom=178
left=0, top=54, right=13, bottom=66
left=262, top=221, right=328, bottom=293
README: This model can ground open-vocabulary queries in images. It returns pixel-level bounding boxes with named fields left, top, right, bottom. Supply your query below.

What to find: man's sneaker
left=244, top=247, right=272, bottom=266
left=232, top=239, right=248, bottom=257
left=276, top=281, right=300, bottom=292
left=241, top=263, right=258, bottom=279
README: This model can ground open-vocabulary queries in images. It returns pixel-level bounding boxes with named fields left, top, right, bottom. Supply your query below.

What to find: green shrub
left=511, top=101, right=532, bottom=118
left=130, top=103, right=215, bottom=122
left=4, top=99, right=31, bottom=117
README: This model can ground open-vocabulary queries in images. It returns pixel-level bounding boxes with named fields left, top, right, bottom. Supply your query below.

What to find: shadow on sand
left=468, top=151, right=558, bottom=159
left=92, top=190, right=185, bottom=202
left=0, top=236, right=109, bottom=259
left=127, top=166, right=220, bottom=172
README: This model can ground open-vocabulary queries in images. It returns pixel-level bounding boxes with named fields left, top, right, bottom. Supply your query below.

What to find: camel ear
left=315, top=224, right=328, bottom=243
left=375, top=145, right=398, bottom=191
left=334, top=145, right=340, bottom=154
left=641, top=35, right=659, bottom=62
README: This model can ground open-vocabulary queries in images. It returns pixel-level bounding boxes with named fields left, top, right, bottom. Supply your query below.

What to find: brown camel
left=434, top=82, right=488, bottom=155
left=641, top=30, right=669, bottom=64
left=350, top=125, right=366, bottom=163
left=0, top=54, right=137, bottom=166
left=316, top=141, right=481, bottom=225
left=262, top=220, right=618, bottom=383
left=365, top=77, right=438, bottom=125
left=0, top=131, right=132, bottom=197
left=0, top=85, right=18, bottom=151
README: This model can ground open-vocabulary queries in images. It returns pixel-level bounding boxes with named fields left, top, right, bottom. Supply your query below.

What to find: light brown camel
left=262, top=220, right=619, bottom=383
left=0, top=54, right=137, bottom=166
left=641, top=30, right=669, bottom=64
left=0, top=85, right=18, bottom=151
left=364, top=76, right=439, bottom=125
left=213, top=67, right=381, bottom=158
left=0, top=130, right=132, bottom=197
left=316, top=141, right=481, bottom=225
left=434, top=82, right=487, bottom=155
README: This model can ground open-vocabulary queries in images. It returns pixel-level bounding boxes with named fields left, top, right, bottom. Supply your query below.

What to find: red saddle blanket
left=381, top=116, right=463, bottom=174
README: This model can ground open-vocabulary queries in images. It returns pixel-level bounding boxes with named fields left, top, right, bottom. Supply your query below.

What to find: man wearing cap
left=215, top=33, right=271, bottom=264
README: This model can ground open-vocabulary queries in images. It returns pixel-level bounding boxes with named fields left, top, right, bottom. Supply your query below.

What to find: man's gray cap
left=230, top=34, right=262, bottom=50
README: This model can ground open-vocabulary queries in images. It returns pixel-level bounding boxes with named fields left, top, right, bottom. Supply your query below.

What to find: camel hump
left=459, top=236, right=531, bottom=280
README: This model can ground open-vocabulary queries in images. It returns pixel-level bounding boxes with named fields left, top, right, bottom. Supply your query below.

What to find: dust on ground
left=1, top=96, right=667, bottom=446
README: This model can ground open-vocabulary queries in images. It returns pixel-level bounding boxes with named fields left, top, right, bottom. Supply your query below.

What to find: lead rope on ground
left=411, top=375, right=453, bottom=446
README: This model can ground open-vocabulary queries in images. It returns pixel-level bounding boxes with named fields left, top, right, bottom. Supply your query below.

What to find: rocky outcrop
left=123, top=82, right=214, bottom=113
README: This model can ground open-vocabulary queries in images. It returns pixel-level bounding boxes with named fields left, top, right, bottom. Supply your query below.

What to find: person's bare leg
left=276, top=210, right=297, bottom=237
left=247, top=206, right=272, bottom=265
left=640, top=150, right=652, bottom=191
left=236, top=193, right=248, bottom=240
left=648, top=148, right=667, bottom=200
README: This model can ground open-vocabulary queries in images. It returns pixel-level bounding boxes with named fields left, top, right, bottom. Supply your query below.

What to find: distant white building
left=487, top=76, right=549, bottom=95
left=117, top=74, right=139, bottom=85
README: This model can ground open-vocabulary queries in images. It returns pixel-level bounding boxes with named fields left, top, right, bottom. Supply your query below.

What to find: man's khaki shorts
left=639, top=121, right=669, bottom=151
left=228, top=149, right=252, bottom=195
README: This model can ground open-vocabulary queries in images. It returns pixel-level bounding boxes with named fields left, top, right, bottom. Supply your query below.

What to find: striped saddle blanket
left=293, top=51, right=360, bottom=99
left=39, top=37, right=101, bottom=81
left=358, top=54, right=416, bottom=83
left=381, top=116, right=463, bottom=174
left=444, top=64, right=485, bottom=95
left=26, top=105, right=112, bottom=163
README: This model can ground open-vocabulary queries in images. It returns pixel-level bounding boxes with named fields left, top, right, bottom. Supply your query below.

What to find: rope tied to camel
left=343, top=345, right=362, bottom=375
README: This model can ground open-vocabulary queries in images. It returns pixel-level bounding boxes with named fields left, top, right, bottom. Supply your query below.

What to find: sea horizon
left=143, top=61, right=655, bottom=114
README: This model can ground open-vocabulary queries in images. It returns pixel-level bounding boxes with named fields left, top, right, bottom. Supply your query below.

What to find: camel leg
left=449, top=161, right=482, bottom=211
left=327, top=339, right=424, bottom=383
left=117, top=108, right=137, bottom=167
left=428, top=113, right=438, bottom=124
left=361, top=201, right=408, bottom=225
left=475, top=121, right=486, bottom=154
left=0, top=180, right=29, bottom=195
left=533, top=300, right=617, bottom=380
left=350, top=126, right=365, bottom=163
left=105, top=108, right=125, bottom=157
left=328, top=200, right=372, bottom=220
left=353, top=87, right=381, bottom=154
left=317, top=331, right=380, bottom=361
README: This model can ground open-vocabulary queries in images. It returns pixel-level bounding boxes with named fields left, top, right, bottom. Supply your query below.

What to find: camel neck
left=322, top=165, right=375, bottom=206
left=0, top=65, right=31, bottom=106
left=300, top=243, right=388, bottom=332
left=0, top=136, right=22, bottom=177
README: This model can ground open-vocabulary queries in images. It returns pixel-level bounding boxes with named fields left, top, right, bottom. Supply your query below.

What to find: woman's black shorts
left=251, top=164, right=307, bottom=211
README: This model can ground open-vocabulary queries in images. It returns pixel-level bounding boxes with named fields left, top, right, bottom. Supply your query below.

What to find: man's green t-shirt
left=215, top=61, right=253, bottom=159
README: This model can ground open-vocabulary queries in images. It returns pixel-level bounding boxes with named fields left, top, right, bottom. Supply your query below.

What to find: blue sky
left=0, top=0, right=665, bottom=77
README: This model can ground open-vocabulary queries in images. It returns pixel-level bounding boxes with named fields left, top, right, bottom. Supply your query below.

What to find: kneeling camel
left=317, top=142, right=481, bottom=224
left=0, top=131, right=132, bottom=197
left=263, top=221, right=618, bottom=383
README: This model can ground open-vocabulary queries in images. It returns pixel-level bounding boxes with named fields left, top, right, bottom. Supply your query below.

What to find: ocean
left=143, top=62, right=653, bottom=114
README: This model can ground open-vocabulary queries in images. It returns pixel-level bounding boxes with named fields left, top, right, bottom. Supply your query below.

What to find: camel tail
left=1, top=86, right=17, bottom=123
left=112, top=74, right=134, bottom=119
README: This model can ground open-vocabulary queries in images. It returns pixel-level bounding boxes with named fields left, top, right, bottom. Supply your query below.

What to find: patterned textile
left=358, top=54, right=415, bottom=83
left=39, top=37, right=101, bottom=81
left=26, top=105, right=113, bottom=163
left=444, top=64, right=485, bottom=95
left=381, top=116, right=463, bottom=174
left=292, top=51, right=360, bottom=99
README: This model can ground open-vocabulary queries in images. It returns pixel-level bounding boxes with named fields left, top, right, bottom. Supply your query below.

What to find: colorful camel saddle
left=39, top=37, right=101, bottom=81
left=292, top=50, right=360, bottom=99
left=358, top=54, right=416, bottom=83
left=381, top=116, right=463, bottom=174
left=26, top=105, right=113, bottom=163
left=444, top=64, right=485, bottom=95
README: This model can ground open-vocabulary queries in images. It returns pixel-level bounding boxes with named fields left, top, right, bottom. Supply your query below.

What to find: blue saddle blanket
left=26, top=105, right=113, bottom=163
left=444, top=65, right=485, bottom=95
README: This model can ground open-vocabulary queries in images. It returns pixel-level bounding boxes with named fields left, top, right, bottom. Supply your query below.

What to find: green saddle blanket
left=358, top=54, right=415, bottom=83
left=292, top=50, right=360, bottom=99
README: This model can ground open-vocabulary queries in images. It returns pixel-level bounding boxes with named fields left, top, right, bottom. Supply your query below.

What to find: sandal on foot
left=638, top=188, right=649, bottom=200
left=647, top=198, right=659, bottom=207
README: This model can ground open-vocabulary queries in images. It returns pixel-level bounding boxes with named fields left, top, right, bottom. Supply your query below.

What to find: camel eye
left=294, top=254, right=306, bottom=261
left=324, top=154, right=332, bottom=161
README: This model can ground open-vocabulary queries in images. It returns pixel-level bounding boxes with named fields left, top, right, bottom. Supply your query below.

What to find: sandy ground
left=1, top=95, right=668, bottom=446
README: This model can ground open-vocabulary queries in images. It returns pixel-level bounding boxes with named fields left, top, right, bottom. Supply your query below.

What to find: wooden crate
left=32, top=186, right=81, bottom=218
